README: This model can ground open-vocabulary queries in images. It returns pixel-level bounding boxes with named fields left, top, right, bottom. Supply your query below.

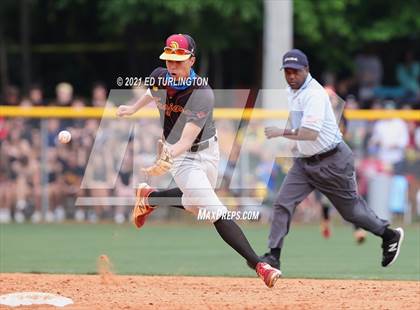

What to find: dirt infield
left=0, top=273, right=418, bottom=309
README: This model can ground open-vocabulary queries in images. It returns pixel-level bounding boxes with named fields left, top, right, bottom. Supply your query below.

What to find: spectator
left=28, top=84, right=45, bottom=106
left=355, top=50, right=383, bottom=103
left=0, top=149, right=15, bottom=223
left=3, top=127, right=32, bottom=222
left=415, top=124, right=420, bottom=150
left=397, top=51, right=420, bottom=104
left=47, top=118, right=60, bottom=147
left=357, top=150, right=387, bottom=201
left=3, top=85, right=20, bottom=105
left=70, top=97, right=87, bottom=129
left=83, top=146, right=113, bottom=222
left=55, top=82, right=73, bottom=106
left=62, top=151, right=85, bottom=220
left=369, top=101, right=409, bottom=166
left=91, top=82, right=109, bottom=107
left=0, top=110, right=9, bottom=142
left=344, top=95, right=369, bottom=153
left=335, top=78, right=356, bottom=100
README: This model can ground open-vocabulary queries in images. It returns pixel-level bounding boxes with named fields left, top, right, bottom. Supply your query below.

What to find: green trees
left=1, top=0, right=419, bottom=92
left=294, top=0, right=420, bottom=71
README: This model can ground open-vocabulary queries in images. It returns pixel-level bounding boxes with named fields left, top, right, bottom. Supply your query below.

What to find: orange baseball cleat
left=256, top=262, right=282, bottom=288
left=132, top=183, right=156, bottom=229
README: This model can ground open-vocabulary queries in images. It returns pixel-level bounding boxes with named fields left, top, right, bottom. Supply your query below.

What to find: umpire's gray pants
left=268, top=142, right=389, bottom=249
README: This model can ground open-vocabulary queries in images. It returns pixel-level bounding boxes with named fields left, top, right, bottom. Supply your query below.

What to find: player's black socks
left=149, top=188, right=184, bottom=209
left=322, top=205, right=330, bottom=220
left=213, top=218, right=260, bottom=269
left=381, top=227, right=397, bottom=242
left=270, top=248, right=281, bottom=260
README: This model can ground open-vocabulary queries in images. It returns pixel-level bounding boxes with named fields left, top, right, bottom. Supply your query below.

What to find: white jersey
left=287, top=73, right=342, bottom=156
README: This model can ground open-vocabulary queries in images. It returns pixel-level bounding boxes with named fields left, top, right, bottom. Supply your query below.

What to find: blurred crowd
left=325, top=50, right=420, bottom=109
left=1, top=51, right=419, bottom=224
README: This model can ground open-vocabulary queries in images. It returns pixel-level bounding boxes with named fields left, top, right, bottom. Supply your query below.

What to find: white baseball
left=58, top=130, right=72, bottom=144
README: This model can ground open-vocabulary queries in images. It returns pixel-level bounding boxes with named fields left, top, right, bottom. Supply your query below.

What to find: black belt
left=303, top=145, right=339, bottom=163
left=190, top=136, right=217, bottom=153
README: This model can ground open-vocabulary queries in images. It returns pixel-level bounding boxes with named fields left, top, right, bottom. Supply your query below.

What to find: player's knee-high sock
left=322, top=204, right=330, bottom=220
left=214, top=218, right=260, bottom=269
left=148, top=188, right=184, bottom=209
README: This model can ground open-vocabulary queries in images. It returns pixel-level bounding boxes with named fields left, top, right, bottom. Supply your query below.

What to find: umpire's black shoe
left=247, top=253, right=280, bottom=270
left=381, top=227, right=404, bottom=267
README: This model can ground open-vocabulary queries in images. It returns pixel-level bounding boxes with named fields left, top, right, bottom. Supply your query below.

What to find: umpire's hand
left=264, top=126, right=283, bottom=139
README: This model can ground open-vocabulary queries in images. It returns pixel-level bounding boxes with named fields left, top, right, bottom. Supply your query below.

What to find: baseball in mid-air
left=58, top=130, right=72, bottom=144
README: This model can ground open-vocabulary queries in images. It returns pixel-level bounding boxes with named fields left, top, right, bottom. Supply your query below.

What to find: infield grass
left=1, top=222, right=419, bottom=280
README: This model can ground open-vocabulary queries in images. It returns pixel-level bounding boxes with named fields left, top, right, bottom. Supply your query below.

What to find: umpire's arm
left=264, top=126, right=319, bottom=141
left=283, top=127, right=319, bottom=140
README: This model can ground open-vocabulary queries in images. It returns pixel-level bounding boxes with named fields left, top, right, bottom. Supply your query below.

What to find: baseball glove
left=142, top=139, right=173, bottom=176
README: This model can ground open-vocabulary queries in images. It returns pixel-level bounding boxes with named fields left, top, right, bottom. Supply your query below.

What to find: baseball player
left=117, top=34, right=281, bottom=287
left=255, top=49, right=404, bottom=270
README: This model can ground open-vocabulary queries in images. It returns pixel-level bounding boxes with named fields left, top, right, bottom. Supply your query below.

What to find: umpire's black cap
left=281, top=49, right=309, bottom=70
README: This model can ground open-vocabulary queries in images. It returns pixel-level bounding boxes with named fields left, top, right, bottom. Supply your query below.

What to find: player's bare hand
left=264, top=126, right=283, bottom=139
left=116, top=105, right=135, bottom=117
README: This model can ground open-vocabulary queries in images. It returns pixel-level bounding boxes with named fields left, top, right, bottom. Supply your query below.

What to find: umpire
left=259, top=49, right=404, bottom=270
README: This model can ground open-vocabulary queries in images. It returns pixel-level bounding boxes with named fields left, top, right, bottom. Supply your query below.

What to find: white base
left=0, top=292, right=73, bottom=307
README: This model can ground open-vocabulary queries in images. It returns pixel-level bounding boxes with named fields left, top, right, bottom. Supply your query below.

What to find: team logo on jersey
left=156, top=101, right=184, bottom=116
left=169, top=41, right=179, bottom=49
left=155, top=101, right=207, bottom=119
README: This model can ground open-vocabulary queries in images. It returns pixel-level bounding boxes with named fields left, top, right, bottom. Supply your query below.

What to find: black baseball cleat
left=247, top=253, right=280, bottom=270
left=381, top=227, right=404, bottom=267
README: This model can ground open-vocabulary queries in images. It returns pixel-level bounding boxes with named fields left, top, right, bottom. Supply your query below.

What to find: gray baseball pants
left=268, top=142, right=389, bottom=249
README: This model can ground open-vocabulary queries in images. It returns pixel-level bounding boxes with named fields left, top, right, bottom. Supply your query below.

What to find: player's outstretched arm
left=116, top=89, right=155, bottom=117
